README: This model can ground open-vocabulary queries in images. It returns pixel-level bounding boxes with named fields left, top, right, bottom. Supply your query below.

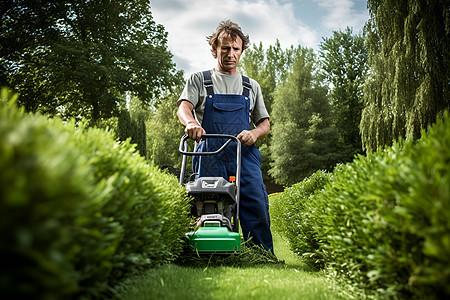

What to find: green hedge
left=0, top=94, right=190, bottom=298
left=270, top=170, right=331, bottom=270
left=272, top=111, right=450, bottom=299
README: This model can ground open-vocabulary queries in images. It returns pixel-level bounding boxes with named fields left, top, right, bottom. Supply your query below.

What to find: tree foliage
left=238, top=41, right=298, bottom=181
left=145, top=90, right=185, bottom=169
left=239, top=40, right=297, bottom=115
left=319, top=27, right=368, bottom=160
left=117, top=107, right=147, bottom=158
left=269, top=48, right=338, bottom=185
left=0, top=0, right=183, bottom=123
left=361, top=0, right=449, bottom=151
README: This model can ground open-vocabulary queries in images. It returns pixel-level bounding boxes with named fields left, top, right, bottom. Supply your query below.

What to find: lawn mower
left=179, top=134, right=242, bottom=254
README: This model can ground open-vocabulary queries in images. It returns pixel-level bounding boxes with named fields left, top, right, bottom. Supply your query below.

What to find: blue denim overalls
left=195, top=70, right=273, bottom=251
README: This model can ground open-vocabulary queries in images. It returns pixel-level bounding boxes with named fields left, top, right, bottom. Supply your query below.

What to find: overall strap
left=242, top=75, right=251, bottom=98
left=204, top=70, right=251, bottom=97
left=202, top=70, right=214, bottom=96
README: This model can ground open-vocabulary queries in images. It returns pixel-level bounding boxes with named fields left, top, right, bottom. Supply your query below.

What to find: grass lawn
left=114, top=232, right=346, bottom=300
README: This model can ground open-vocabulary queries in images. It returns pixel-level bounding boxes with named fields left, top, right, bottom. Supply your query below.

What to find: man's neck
left=215, top=67, right=239, bottom=76
left=216, top=65, right=238, bottom=75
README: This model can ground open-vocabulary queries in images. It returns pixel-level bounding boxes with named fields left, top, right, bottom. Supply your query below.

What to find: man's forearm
left=252, top=118, right=270, bottom=140
left=177, top=101, right=197, bottom=126
left=177, top=100, right=205, bottom=142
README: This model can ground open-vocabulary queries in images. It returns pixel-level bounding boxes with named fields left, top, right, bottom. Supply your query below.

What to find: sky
left=150, top=0, right=370, bottom=77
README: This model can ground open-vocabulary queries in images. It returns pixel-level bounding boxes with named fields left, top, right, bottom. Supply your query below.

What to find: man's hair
left=207, top=20, right=250, bottom=58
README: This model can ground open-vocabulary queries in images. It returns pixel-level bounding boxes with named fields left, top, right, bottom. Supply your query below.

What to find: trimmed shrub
left=272, top=111, right=450, bottom=299
left=0, top=100, right=98, bottom=298
left=314, top=112, right=450, bottom=299
left=270, top=170, right=331, bottom=269
left=316, top=146, right=412, bottom=298
left=0, top=96, right=190, bottom=298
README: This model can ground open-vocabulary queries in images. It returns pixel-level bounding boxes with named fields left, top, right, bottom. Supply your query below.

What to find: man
left=177, top=20, right=273, bottom=252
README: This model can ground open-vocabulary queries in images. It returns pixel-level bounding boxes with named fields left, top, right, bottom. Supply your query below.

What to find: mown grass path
left=115, top=232, right=347, bottom=300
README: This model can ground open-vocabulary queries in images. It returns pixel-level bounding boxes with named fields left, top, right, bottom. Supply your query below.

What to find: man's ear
left=212, top=44, right=217, bottom=56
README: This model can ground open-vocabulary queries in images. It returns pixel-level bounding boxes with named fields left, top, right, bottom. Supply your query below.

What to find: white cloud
left=238, top=0, right=318, bottom=48
left=151, top=0, right=318, bottom=76
left=315, top=0, right=369, bottom=32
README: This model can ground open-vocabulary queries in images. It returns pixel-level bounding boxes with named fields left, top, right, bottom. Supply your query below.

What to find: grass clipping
left=175, top=239, right=282, bottom=267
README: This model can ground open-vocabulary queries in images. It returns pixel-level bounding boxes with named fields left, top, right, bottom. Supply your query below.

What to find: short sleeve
left=250, top=79, right=270, bottom=125
left=177, top=72, right=203, bottom=108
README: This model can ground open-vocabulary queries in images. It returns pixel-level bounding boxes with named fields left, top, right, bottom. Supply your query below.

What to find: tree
left=145, top=88, right=185, bottom=169
left=361, top=0, right=449, bottom=151
left=319, top=27, right=368, bottom=161
left=0, top=0, right=183, bottom=123
left=239, top=40, right=297, bottom=115
left=269, top=48, right=338, bottom=185
left=117, top=106, right=147, bottom=158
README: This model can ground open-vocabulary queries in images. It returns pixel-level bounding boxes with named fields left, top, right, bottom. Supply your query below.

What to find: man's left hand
left=236, top=119, right=270, bottom=146
left=237, top=130, right=258, bottom=146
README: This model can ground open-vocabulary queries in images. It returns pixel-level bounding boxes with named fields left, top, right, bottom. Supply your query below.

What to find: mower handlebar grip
left=179, top=134, right=241, bottom=156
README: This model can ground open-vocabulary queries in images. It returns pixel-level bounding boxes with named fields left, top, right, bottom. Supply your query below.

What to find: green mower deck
left=185, top=226, right=241, bottom=253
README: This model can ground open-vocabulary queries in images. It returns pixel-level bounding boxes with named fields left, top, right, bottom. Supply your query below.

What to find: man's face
left=213, top=33, right=243, bottom=74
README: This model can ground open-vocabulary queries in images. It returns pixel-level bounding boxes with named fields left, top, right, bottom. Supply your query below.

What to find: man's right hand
left=185, top=121, right=206, bottom=143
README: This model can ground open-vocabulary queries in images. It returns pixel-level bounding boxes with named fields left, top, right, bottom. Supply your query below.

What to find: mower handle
left=178, top=134, right=242, bottom=191
left=178, top=134, right=240, bottom=156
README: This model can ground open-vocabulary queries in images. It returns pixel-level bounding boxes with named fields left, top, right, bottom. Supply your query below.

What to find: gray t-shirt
left=177, top=68, right=269, bottom=126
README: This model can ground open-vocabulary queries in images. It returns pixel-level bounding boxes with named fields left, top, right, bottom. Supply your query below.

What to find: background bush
left=0, top=94, right=190, bottom=299
left=271, top=111, right=450, bottom=299
left=270, top=170, right=331, bottom=270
